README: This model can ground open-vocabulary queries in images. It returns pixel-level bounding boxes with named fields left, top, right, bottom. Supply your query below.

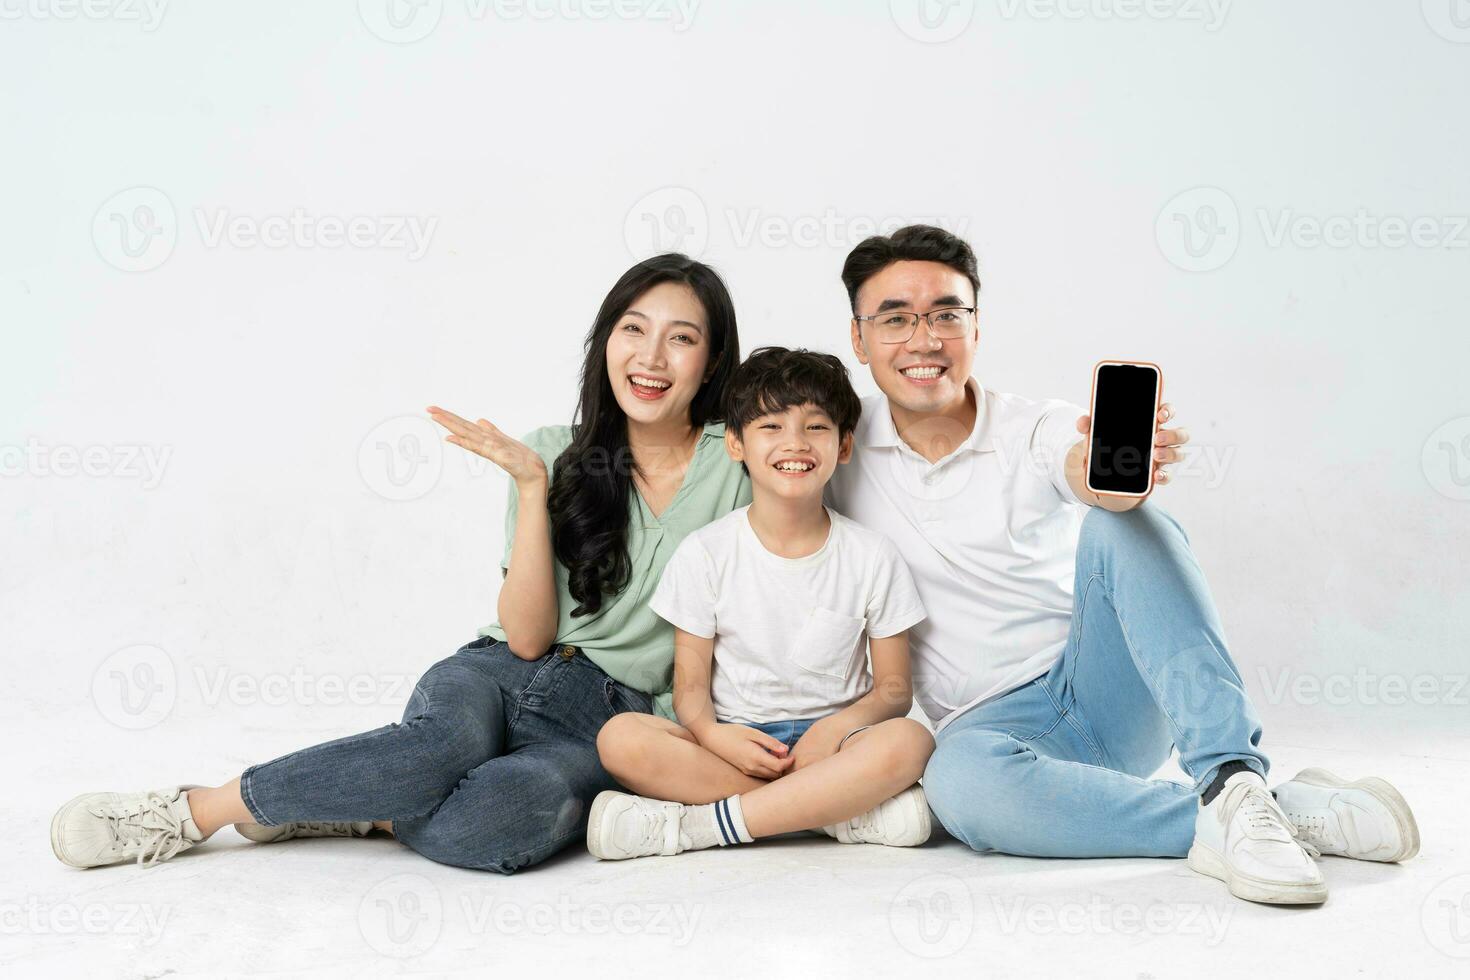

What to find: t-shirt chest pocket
left=793, top=607, right=867, bottom=680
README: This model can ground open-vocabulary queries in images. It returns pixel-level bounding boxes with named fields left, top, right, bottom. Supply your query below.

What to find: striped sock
left=714, top=795, right=754, bottom=845
left=680, top=795, right=755, bottom=850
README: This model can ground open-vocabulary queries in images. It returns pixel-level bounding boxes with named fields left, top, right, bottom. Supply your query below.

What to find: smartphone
left=1085, top=360, right=1163, bottom=498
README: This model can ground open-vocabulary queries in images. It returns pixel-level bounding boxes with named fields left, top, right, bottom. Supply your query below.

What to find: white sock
left=682, top=795, right=754, bottom=849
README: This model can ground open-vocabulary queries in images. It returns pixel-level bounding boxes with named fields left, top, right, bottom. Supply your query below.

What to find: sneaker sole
left=1288, top=768, right=1421, bottom=862
left=1187, top=842, right=1328, bottom=905
left=835, top=785, right=933, bottom=847
left=50, top=793, right=98, bottom=868
left=891, top=786, right=933, bottom=847
left=585, top=790, right=624, bottom=861
left=234, top=822, right=289, bottom=844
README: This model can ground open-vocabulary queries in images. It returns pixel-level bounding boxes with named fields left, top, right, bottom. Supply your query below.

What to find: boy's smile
left=726, top=402, right=852, bottom=499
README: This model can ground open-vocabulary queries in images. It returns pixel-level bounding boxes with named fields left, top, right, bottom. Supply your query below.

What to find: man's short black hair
left=725, top=346, right=862, bottom=442
left=840, top=224, right=981, bottom=313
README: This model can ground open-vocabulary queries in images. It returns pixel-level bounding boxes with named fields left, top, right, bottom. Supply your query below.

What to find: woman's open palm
left=427, top=406, right=547, bottom=485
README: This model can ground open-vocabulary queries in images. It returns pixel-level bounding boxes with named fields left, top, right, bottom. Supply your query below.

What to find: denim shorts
left=749, top=716, right=873, bottom=752
left=750, top=717, right=818, bottom=750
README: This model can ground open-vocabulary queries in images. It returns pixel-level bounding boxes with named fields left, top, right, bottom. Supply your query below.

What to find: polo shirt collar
left=860, top=376, right=995, bottom=454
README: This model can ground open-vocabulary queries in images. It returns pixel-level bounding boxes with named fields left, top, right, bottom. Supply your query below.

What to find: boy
left=587, top=346, right=934, bottom=860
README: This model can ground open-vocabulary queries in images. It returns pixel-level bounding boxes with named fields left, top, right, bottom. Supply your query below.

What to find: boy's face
left=725, top=402, right=852, bottom=502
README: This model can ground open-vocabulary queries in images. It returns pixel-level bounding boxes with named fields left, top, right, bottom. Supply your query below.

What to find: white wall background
left=2, top=0, right=1467, bottom=757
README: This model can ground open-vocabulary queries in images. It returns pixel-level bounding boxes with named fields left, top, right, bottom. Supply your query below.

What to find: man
left=824, top=225, right=1419, bottom=905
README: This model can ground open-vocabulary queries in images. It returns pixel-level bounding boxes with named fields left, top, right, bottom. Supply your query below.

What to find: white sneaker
left=586, top=791, right=690, bottom=860
left=819, top=784, right=932, bottom=847
left=51, top=786, right=205, bottom=869
left=1273, top=768, right=1420, bottom=863
left=235, top=820, right=375, bottom=844
left=1188, top=771, right=1327, bottom=905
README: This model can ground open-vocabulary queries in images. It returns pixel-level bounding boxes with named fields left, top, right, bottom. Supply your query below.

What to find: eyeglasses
left=853, top=307, right=976, bottom=345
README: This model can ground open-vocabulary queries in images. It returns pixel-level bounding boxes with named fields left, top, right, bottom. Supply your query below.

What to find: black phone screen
left=1088, top=363, right=1159, bottom=495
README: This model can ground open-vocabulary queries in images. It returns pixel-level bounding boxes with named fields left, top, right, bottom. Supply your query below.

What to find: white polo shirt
left=825, top=377, right=1088, bottom=732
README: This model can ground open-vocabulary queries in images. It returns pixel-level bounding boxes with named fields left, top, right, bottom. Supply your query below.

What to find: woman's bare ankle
left=187, top=779, right=252, bottom=839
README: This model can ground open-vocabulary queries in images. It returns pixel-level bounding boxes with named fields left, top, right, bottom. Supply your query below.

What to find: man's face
left=849, top=260, right=978, bottom=417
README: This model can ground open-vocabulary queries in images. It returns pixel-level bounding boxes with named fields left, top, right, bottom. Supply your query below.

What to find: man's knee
left=1080, top=502, right=1187, bottom=552
left=1077, top=506, right=1195, bottom=585
left=922, top=733, right=1034, bottom=853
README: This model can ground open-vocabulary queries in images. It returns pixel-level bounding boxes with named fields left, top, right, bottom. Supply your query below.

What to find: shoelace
left=630, top=800, right=683, bottom=855
left=1221, top=783, right=1320, bottom=859
left=1284, top=811, right=1331, bottom=852
left=844, top=802, right=887, bottom=842
left=96, top=792, right=189, bottom=867
left=292, top=822, right=358, bottom=836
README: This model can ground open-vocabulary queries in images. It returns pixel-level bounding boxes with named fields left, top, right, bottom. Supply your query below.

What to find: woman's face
left=605, top=281, right=713, bottom=431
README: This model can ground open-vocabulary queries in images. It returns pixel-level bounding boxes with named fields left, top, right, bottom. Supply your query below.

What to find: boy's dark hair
left=840, top=224, right=981, bottom=313
left=725, top=346, right=862, bottom=444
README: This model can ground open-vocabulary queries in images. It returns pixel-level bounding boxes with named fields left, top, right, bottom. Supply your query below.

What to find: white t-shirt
left=649, top=505, right=926, bottom=726
left=825, top=377, right=1088, bottom=732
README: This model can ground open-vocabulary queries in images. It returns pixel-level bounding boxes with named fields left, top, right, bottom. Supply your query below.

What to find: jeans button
left=559, top=644, right=576, bottom=659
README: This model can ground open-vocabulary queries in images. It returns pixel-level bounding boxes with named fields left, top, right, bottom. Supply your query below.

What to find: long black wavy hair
left=547, top=253, right=739, bottom=618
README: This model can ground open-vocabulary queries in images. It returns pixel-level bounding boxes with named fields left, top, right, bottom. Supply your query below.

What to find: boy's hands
left=789, top=717, right=845, bottom=771
left=699, top=723, right=795, bottom=780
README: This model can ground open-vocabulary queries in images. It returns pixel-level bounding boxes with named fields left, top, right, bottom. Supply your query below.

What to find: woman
left=50, top=253, right=750, bottom=874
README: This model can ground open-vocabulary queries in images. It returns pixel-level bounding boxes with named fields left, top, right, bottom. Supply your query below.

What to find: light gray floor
left=9, top=712, right=1468, bottom=978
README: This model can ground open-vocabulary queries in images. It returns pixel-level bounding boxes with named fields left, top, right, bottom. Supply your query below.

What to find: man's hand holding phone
left=1076, top=401, right=1189, bottom=494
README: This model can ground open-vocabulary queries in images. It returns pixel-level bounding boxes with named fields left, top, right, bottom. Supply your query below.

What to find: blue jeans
left=923, top=505, right=1268, bottom=859
left=239, top=637, right=651, bottom=873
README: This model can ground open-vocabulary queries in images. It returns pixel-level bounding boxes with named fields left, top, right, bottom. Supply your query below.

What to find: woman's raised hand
left=427, top=406, right=548, bottom=486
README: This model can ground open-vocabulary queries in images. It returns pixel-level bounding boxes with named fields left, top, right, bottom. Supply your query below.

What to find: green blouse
left=478, top=421, right=751, bottom=719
